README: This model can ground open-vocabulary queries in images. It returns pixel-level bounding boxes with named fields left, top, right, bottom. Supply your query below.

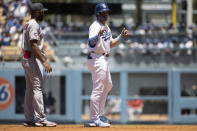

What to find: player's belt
left=23, top=50, right=32, bottom=58
left=102, top=53, right=109, bottom=57
left=88, top=51, right=109, bottom=59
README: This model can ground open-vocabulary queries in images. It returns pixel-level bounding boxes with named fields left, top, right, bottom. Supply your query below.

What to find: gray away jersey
left=22, top=19, right=44, bottom=55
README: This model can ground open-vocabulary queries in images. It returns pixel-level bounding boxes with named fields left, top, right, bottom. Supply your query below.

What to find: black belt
left=103, top=53, right=109, bottom=57
left=88, top=51, right=109, bottom=59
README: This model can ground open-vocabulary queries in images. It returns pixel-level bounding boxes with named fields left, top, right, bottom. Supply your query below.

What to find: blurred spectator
left=14, top=1, right=28, bottom=18
left=109, top=21, right=116, bottom=31
left=0, top=0, right=30, bottom=48
left=80, top=42, right=88, bottom=56
left=186, top=26, right=193, bottom=38
left=80, top=21, right=88, bottom=32
left=45, top=91, right=56, bottom=114
left=0, top=35, right=2, bottom=46
left=160, top=26, right=167, bottom=34
left=127, top=96, right=144, bottom=121
left=181, top=85, right=194, bottom=97
left=0, top=23, right=3, bottom=46
left=168, top=23, right=178, bottom=34
left=2, top=32, right=11, bottom=46
left=179, top=22, right=186, bottom=33
left=63, top=56, right=73, bottom=66
left=105, top=98, right=121, bottom=119
left=16, top=29, right=23, bottom=47
left=185, top=38, right=193, bottom=56
left=181, top=85, right=194, bottom=115
left=135, top=25, right=146, bottom=35
left=0, top=23, right=3, bottom=34
left=192, top=85, right=197, bottom=96
left=62, top=23, right=71, bottom=32
left=114, top=43, right=125, bottom=64
left=192, top=85, right=197, bottom=115
left=0, top=0, right=7, bottom=16
left=171, top=38, right=180, bottom=63
left=16, top=95, right=24, bottom=113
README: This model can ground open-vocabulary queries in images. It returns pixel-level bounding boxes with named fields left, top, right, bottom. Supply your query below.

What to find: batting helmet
left=95, top=3, right=110, bottom=15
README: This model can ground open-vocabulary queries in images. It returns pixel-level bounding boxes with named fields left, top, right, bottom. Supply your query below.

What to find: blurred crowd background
left=0, top=0, right=197, bottom=67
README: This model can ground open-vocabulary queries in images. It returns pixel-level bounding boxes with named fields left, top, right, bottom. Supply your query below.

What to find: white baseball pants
left=87, top=53, right=112, bottom=121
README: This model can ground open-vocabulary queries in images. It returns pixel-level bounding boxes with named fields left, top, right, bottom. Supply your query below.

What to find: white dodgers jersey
left=88, top=20, right=112, bottom=54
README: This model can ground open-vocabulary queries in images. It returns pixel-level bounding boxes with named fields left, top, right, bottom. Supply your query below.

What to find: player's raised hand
left=121, top=27, right=130, bottom=39
left=43, top=61, right=52, bottom=73
left=99, top=26, right=107, bottom=36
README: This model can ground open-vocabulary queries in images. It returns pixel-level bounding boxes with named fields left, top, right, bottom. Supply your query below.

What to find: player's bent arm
left=88, top=34, right=100, bottom=48
left=111, top=28, right=130, bottom=48
left=110, top=35, right=121, bottom=48
left=30, top=40, right=52, bottom=73
left=30, top=40, right=47, bottom=64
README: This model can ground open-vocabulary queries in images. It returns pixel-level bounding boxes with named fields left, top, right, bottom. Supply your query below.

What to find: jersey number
left=24, top=24, right=29, bottom=30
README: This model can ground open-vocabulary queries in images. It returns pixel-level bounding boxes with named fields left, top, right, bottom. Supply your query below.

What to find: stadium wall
left=0, top=67, right=197, bottom=124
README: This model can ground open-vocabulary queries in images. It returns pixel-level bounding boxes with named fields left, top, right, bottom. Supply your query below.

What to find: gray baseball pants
left=22, top=56, right=47, bottom=122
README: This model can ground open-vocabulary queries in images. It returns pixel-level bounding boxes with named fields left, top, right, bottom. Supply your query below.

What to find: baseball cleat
left=84, top=121, right=97, bottom=127
left=35, top=120, right=57, bottom=127
left=84, top=119, right=110, bottom=127
left=24, top=121, right=36, bottom=127
left=99, top=116, right=112, bottom=124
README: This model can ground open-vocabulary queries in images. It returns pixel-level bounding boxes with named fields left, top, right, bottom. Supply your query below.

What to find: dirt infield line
left=0, top=125, right=197, bottom=131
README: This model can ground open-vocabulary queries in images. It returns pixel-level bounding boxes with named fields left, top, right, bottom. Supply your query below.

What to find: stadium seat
left=10, top=40, right=16, bottom=46
left=0, top=7, right=3, bottom=16
left=1, top=46, right=22, bottom=61
left=0, top=16, right=6, bottom=24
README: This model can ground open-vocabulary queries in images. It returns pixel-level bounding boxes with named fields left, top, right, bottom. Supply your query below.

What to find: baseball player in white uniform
left=21, top=3, right=56, bottom=127
left=86, top=3, right=129, bottom=127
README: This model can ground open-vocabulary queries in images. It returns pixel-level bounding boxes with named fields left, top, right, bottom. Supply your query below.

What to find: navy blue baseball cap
left=30, top=3, right=48, bottom=12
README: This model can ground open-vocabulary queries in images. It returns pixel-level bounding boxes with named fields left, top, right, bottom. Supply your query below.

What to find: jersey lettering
left=24, top=24, right=29, bottom=30
left=102, top=31, right=111, bottom=41
left=88, top=21, right=111, bottom=53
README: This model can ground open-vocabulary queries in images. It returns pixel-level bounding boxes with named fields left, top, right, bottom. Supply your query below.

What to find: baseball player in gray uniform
left=85, top=3, right=129, bottom=127
left=21, top=3, right=56, bottom=127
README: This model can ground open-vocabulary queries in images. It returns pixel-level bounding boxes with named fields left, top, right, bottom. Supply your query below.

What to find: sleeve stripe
left=88, top=35, right=99, bottom=48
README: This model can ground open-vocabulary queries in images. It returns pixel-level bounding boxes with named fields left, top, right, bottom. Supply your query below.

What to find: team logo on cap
left=0, top=78, right=14, bottom=110
left=102, top=4, right=106, bottom=8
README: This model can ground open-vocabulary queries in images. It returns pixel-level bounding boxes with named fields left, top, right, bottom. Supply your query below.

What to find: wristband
left=116, top=34, right=122, bottom=43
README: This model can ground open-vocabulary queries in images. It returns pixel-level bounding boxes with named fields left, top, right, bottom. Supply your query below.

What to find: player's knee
left=90, top=95, right=98, bottom=102
left=90, top=90, right=103, bottom=101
